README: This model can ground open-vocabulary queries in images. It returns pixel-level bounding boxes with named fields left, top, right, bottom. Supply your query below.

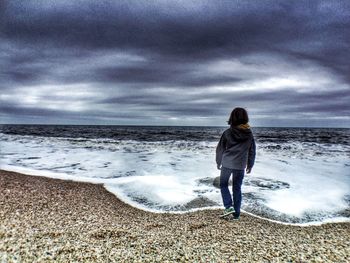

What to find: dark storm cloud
left=1, top=0, right=350, bottom=126
left=2, top=69, right=39, bottom=83
left=0, top=102, right=69, bottom=117
left=0, top=100, right=151, bottom=121
left=96, top=65, right=243, bottom=87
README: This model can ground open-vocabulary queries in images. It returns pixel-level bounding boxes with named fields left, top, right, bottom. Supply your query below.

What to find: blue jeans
left=220, top=167, right=244, bottom=216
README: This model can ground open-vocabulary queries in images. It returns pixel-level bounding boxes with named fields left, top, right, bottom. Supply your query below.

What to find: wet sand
left=0, top=170, right=349, bottom=262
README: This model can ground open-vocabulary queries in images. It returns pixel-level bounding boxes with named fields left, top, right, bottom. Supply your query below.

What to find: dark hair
left=227, top=107, right=249, bottom=127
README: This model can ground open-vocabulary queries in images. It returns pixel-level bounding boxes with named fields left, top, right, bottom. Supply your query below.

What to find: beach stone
left=183, top=197, right=218, bottom=209
left=197, top=176, right=231, bottom=189
left=213, top=176, right=220, bottom=188
left=213, top=176, right=233, bottom=188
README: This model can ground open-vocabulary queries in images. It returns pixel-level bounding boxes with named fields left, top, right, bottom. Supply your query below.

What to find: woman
left=216, top=107, right=256, bottom=220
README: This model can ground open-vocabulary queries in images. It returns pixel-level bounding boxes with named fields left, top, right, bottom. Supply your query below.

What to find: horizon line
left=1, top=123, right=349, bottom=129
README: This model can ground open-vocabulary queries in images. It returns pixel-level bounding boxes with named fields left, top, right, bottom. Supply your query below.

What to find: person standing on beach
left=216, top=107, right=256, bottom=220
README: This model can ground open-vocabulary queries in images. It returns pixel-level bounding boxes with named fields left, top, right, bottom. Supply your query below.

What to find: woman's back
left=216, top=126, right=255, bottom=170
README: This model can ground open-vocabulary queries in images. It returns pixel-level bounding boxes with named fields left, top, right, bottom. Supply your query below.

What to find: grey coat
left=216, top=127, right=256, bottom=170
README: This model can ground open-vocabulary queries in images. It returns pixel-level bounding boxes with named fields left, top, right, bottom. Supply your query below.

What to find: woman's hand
left=217, top=164, right=221, bottom=170
left=246, top=167, right=252, bottom=174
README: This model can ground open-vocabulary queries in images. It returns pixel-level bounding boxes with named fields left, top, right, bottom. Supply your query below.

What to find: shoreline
left=1, top=169, right=349, bottom=262
left=3, top=166, right=349, bottom=227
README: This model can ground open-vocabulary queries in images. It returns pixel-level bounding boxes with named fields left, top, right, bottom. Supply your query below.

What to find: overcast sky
left=1, top=0, right=349, bottom=127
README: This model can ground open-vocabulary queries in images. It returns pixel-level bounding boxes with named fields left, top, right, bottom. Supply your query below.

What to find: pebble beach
left=1, top=170, right=349, bottom=262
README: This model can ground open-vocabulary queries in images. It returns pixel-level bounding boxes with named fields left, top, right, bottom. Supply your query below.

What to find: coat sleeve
left=247, top=137, right=256, bottom=169
left=216, top=133, right=226, bottom=166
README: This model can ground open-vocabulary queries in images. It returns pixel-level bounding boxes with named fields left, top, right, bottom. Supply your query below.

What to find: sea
left=0, top=124, right=349, bottom=225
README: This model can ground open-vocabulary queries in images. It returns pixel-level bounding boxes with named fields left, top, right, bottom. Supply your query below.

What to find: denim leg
left=220, top=167, right=232, bottom=209
left=231, top=169, right=244, bottom=216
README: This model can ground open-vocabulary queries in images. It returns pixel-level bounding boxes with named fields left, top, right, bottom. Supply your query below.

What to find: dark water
left=1, top=124, right=349, bottom=145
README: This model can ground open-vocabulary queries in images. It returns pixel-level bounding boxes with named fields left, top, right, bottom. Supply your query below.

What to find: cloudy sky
left=1, top=0, right=349, bottom=127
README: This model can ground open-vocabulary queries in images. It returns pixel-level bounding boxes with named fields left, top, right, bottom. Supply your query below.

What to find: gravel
left=1, top=170, right=349, bottom=262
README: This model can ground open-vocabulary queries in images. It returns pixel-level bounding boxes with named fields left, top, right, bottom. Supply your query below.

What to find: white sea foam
left=254, top=148, right=350, bottom=217
left=1, top=132, right=349, bottom=224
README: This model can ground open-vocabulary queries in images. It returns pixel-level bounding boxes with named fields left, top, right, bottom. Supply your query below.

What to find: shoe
left=220, top=207, right=234, bottom=217
left=231, top=212, right=240, bottom=220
